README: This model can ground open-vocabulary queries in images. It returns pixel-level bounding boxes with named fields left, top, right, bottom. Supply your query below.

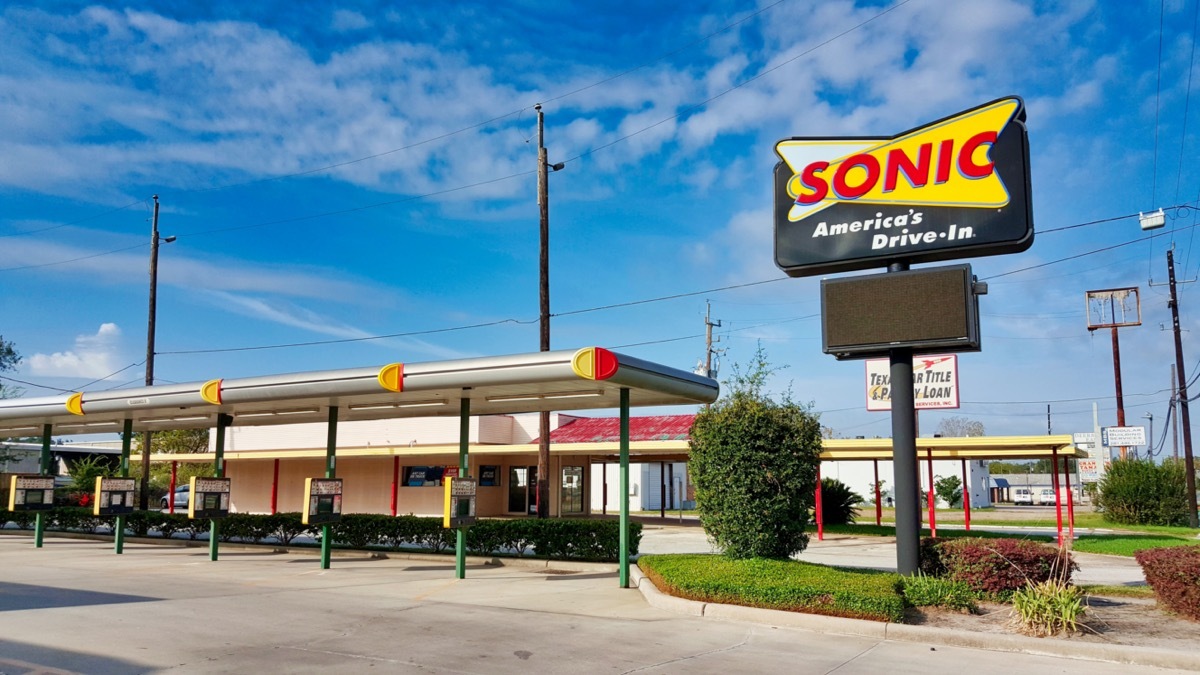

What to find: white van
left=1036, top=488, right=1057, bottom=506
left=1013, top=487, right=1033, bottom=506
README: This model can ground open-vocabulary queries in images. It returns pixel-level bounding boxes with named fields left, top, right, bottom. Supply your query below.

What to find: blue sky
left=1, top=0, right=1198, bottom=450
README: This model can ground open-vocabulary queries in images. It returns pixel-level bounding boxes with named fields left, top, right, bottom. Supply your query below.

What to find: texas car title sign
left=774, top=97, right=1032, bottom=276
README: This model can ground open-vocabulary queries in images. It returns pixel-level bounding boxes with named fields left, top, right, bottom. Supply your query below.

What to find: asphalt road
left=0, top=534, right=1190, bottom=674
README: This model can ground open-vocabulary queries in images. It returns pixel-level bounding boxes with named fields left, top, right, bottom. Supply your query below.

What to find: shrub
left=639, top=554, right=905, bottom=622
left=0, top=508, right=36, bottom=529
left=267, top=513, right=310, bottom=545
left=329, top=514, right=391, bottom=549
left=918, top=537, right=948, bottom=577
left=1136, top=545, right=1200, bottom=621
left=939, top=538, right=1077, bottom=600
left=902, top=573, right=977, bottom=613
left=1096, top=458, right=1191, bottom=526
left=156, top=513, right=188, bottom=539
left=690, top=348, right=822, bottom=559
left=123, top=510, right=155, bottom=537
left=819, top=478, right=862, bottom=526
left=1010, top=580, right=1086, bottom=636
left=934, top=475, right=963, bottom=508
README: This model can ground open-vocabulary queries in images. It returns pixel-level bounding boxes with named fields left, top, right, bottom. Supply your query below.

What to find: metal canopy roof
left=0, top=347, right=718, bottom=438
left=820, top=435, right=1085, bottom=460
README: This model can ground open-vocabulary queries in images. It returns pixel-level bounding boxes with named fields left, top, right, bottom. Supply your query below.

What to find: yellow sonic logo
left=776, top=98, right=1021, bottom=223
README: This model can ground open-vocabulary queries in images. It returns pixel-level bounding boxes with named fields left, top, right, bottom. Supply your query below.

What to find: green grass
left=1071, top=535, right=1199, bottom=557
left=637, top=553, right=906, bottom=622
left=1077, top=583, right=1155, bottom=598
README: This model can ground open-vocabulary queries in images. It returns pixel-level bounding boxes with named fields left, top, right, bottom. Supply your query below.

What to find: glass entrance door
left=508, top=466, right=538, bottom=514
left=561, top=466, right=583, bottom=514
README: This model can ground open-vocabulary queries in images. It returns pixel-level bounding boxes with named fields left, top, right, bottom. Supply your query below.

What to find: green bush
left=0, top=508, right=36, bottom=529
left=639, top=553, right=905, bottom=622
left=266, top=513, right=310, bottom=545
left=1096, top=458, right=1191, bottom=526
left=1010, top=580, right=1086, bottom=636
left=330, top=514, right=392, bottom=549
left=690, top=349, right=822, bottom=559
left=1136, top=545, right=1200, bottom=621
left=819, top=478, right=862, bottom=526
left=918, top=536, right=949, bottom=576
left=901, top=573, right=977, bottom=613
left=938, top=538, right=1077, bottom=601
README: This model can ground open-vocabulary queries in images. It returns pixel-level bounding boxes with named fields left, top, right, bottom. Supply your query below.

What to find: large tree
left=689, top=348, right=822, bottom=559
left=937, top=416, right=984, bottom=438
left=0, top=336, right=21, bottom=399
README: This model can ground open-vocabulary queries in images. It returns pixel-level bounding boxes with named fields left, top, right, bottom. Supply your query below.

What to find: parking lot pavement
left=0, top=534, right=1186, bottom=674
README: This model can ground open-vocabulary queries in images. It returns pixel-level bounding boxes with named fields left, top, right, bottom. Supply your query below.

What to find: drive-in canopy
left=0, top=347, right=717, bottom=437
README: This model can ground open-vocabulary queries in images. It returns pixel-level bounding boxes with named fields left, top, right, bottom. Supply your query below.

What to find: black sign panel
left=821, top=264, right=981, bottom=360
left=775, top=97, right=1033, bottom=277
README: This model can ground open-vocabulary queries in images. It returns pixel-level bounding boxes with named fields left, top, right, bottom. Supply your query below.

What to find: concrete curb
left=629, top=564, right=1200, bottom=672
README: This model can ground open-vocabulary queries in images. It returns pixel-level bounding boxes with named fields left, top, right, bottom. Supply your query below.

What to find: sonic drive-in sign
left=774, top=97, right=1033, bottom=276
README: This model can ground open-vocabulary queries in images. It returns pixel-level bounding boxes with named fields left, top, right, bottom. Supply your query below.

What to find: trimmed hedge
left=0, top=508, right=640, bottom=563
left=638, top=553, right=905, bottom=622
left=925, top=537, right=1077, bottom=600
left=1135, top=545, right=1200, bottom=621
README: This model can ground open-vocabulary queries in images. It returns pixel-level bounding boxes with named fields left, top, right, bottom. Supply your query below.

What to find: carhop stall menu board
left=187, top=476, right=231, bottom=519
left=443, top=476, right=477, bottom=529
left=302, top=478, right=343, bottom=526
left=93, top=477, right=136, bottom=516
left=774, top=97, right=1033, bottom=277
left=7, top=475, right=55, bottom=511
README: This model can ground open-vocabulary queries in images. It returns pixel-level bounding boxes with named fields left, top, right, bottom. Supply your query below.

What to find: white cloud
left=331, top=9, right=370, bottom=32
left=28, top=323, right=123, bottom=379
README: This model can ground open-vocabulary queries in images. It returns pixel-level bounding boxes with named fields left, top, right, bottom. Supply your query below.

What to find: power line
left=0, top=198, right=147, bottom=239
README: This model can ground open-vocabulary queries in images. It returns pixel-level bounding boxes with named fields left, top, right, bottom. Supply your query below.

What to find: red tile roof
left=543, top=414, right=696, bottom=443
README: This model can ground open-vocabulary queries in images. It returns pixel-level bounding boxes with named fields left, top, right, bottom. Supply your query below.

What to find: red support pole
left=873, top=460, right=882, bottom=527
left=926, top=449, right=936, bottom=538
left=961, top=458, right=971, bottom=532
left=1063, top=456, right=1075, bottom=542
left=1051, top=447, right=1064, bottom=547
left=815, top=463, right=824, bottom=541
left=270, top=458, right=280, bottom=515
left=390, top=456, right=400, bottom=517
left=168, top=461, right=178, bottom=514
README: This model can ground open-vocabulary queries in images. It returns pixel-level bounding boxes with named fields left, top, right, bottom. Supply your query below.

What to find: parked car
left=1036, top=488, right=1057, bottom=506
left=160, top=485, right=190, bottom=510
left=1013, top=487, right=1033, bottom=506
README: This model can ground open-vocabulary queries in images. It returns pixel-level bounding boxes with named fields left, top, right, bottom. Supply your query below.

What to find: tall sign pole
left=1085, top=288, right=1140, bottom=460
left=1167, top=249, right=1198, bottom=527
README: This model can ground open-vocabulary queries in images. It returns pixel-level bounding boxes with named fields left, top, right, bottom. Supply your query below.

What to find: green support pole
left=115, top=419, right=133, bottom=554
left=456, top=394, right=470, bottom=580
left=34, top=423, right=51, bottom=548
left=321, top=406, right=338, bottom=571
left=210, top=414, right=230, bottom=562
left=619, top=388, right=630, bottom=588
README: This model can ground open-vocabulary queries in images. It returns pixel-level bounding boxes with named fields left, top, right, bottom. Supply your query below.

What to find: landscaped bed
left=637, top=554, right=906, bottom=622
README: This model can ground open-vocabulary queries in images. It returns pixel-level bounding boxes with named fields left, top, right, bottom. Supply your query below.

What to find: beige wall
left=224, top=453, right=592, bottom=518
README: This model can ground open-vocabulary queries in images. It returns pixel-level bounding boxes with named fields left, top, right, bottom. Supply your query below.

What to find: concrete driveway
left=0, top=534, right=1187, bottom=674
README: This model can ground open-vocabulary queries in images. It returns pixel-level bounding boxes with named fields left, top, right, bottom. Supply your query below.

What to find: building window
left=479, top=465, right=499, bottom=486
left=403, top=466, right=445, bottom=487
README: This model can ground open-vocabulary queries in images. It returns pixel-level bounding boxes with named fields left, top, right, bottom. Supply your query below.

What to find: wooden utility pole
left=140, top=195, right=161, bottom=511
left=536, top=105, right=551, bottom=518
left=1167, top=249, right=1198, bottom=528
left=703, top=301, right=721, bottom=377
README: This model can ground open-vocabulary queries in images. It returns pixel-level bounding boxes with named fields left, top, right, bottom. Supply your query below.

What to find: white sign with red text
left=866, top=355, right=960, bottom=411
